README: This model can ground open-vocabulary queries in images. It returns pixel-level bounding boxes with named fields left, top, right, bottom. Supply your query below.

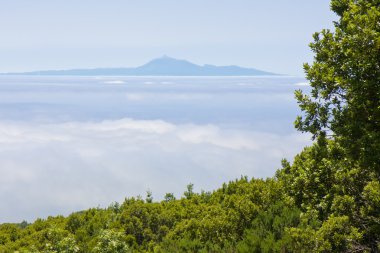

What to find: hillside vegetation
left=1, top=0, right=379, bottom=252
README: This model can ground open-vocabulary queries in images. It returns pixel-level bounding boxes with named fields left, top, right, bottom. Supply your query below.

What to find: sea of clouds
left=0, top=118, right=310, bottom=222
left=0, top=76, right=311, bottom=222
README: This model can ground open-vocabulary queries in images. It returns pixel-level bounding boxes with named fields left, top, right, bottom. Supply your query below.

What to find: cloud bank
left=0, top=118, right=310, bottom=222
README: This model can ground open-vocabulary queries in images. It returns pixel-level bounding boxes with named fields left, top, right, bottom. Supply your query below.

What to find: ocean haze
left=0, top=76, right=311, bottom=222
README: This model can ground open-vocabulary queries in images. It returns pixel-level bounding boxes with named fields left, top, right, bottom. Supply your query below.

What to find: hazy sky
left=0, top=1, right=336, bottom=75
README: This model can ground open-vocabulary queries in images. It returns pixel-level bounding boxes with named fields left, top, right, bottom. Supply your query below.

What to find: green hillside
left=1, top=0, right=379, bottom=252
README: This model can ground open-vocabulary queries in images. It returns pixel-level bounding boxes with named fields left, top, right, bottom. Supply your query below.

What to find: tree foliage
left=295, top=0, right=380, bottom=172
left=0, top=178, right=299, bottom=252
left=290, top=0, right=380, bottom=251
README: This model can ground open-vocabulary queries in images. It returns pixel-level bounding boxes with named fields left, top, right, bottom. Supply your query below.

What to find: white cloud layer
left=0, top=118, right=310, bottom=222
left=103, top=80, right=126, bottom=84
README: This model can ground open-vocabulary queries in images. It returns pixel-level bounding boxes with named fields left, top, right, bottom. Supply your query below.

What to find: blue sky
left=0, top=1, right=336, bottom=75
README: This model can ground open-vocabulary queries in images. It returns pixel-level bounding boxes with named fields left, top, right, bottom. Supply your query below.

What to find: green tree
left=295, top=0, right=380, bottom=172
left=289, top=0, right=380, bottom=251
left=163, top=193, right=176, bottom=202
left=146, top=190, right=153, bottom=204
left=183, top=184, right=194, bottom=199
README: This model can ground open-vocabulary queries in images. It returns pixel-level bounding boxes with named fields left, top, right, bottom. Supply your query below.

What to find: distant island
left=2, top=56, right=279, bottom=76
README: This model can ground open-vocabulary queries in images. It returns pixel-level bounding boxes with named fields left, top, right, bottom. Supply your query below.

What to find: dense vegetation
left=1, top=0, right=379, bottom=252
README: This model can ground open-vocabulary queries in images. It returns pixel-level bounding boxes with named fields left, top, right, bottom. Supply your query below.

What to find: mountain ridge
left=2, top=56, right=280, bottom=76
